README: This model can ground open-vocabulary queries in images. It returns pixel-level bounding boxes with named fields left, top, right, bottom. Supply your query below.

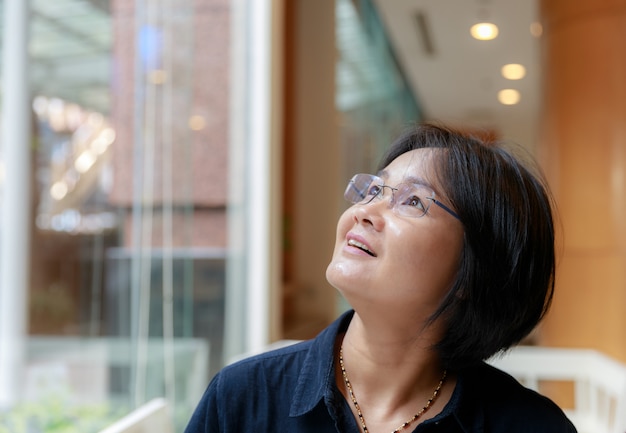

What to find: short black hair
left=378, top=122, right=556, bottom=371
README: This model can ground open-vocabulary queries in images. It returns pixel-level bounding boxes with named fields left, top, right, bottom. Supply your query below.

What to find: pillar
left=0, top=0, right=32, bottom=408
left=538, top=0, right=626, bottom=362
left=282, top=0, right=341, bottom=338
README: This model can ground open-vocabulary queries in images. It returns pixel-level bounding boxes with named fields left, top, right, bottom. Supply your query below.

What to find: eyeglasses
left=344, top=173, right=461, bottom=220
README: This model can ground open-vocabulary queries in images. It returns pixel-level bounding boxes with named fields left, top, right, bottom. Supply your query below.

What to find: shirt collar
left=287, top=309, right=485, bottom=433
left=421, top=364, right=485, bottom=433
left=289, top=310, right=354, bottom=417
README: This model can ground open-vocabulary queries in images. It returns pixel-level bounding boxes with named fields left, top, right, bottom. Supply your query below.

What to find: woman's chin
left=326, top=260, right=368, bottom=292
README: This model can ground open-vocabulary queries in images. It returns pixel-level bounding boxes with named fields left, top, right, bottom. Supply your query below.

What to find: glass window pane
left=0, top=1, right=251, bottom=431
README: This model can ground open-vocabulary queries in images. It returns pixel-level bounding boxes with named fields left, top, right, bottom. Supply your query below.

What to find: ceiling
left=17, top=0, right=540, bottom=147
left=373, top=0, right=542, bottom=149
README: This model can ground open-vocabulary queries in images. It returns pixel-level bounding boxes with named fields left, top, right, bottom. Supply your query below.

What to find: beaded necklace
left=338, top=346, right=447, bottom=433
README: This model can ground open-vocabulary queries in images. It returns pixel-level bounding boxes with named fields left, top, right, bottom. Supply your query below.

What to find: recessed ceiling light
left=149, top=69, right=167, bottom=85
left=470, top=23, right=499, bottom=41
left=498, top=89, right=521, bottom=105
left=530, top=22, right=543, bottom=37
left=50, top=181, right=69, bottom=200
left=501, top=64, right=526, bottom=80
left=75, top=150, right=97, bottom=173
left=189, top=115, right=207, bottom=131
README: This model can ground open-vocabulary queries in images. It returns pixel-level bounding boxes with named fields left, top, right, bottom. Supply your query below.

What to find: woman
left=185, top=123, right=576, bottom=432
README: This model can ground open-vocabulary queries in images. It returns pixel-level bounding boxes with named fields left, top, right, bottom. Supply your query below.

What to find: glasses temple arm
left=430, top=199, right=461, bottom=221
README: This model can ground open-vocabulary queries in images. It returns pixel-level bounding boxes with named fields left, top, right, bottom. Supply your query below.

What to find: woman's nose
left=352, top=197, right=388, bottom=230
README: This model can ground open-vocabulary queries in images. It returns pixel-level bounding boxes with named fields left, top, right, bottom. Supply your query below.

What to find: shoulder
left=184, top=311, right=353, bottom=433
left=218, top=339, right=312, bottom=385
left=184, top=340, right=314, bottom=433
left=459, top=362, right=577, bottom=432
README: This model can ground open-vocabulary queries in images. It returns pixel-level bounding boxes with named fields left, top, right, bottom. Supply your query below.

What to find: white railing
left=98, top=398, right=172, bottom=433
left=489, top=346, right=626, bottom=433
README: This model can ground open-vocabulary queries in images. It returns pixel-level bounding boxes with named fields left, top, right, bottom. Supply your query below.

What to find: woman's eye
left=367, top=184, right=381, bottom=197
left=404, top=195, right=425, bottom=210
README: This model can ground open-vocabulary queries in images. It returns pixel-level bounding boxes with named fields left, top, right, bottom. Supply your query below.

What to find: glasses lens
left=344, top=174, right=458, bottom=219
left=345, top=174, right=380, bottom=204
left=344, top=174, right=438, bottom=218
left=391, top=183, right=432, bottom=217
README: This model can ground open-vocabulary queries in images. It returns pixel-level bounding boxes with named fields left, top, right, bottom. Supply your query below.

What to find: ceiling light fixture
left=530, top=22, right=543, bottom=38
left=149, top=69, right=167, bottom=85
left=470, top=23, right=499, bottom=40
left=498, top=89, right=521, bottom=105
left=50, top=181, right=69, bottom=200
left=189, top=115, right=206, bottom=131
left=501, top=64, right=526, bottom=80
left=75, top=150, right=97, bottom=173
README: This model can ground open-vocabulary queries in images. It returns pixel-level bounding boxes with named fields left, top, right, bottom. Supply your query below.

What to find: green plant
left=0, top=395, right=126, bottom=433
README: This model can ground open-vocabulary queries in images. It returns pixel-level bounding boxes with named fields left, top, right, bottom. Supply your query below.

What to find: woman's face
left=326, top=148, right=465, bottom=318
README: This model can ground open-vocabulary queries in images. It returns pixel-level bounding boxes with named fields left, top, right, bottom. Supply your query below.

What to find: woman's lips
left=346, top=235, right=376, bottom=257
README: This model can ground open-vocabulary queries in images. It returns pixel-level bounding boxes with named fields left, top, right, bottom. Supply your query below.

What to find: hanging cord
left=134, top=0, right=158, bottom=407
left=129, top=0, right=146, bottom=408
left=161, top=0, right=177, bottom=409
left=89, top=232, right=104, bottom=336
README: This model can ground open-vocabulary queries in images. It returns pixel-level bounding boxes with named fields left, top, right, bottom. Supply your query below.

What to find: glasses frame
left=345, top=173, right=461, bottom=221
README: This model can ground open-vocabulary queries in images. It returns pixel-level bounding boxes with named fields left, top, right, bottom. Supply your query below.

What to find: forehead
left=378, top=148, right=440, bottom=186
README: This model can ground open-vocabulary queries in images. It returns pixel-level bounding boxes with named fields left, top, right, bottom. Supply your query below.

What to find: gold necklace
left=338, top=346, right=447, bottom=433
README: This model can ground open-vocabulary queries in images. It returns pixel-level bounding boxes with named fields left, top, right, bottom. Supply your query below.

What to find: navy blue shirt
left=185, top=311, right=577, bottom=432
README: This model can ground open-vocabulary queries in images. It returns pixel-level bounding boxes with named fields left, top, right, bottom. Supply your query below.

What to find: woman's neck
left=335, top=312, right=455, bottom=433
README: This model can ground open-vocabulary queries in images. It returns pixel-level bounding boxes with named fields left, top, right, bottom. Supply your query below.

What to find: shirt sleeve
left=184, top=373, right=222, bottom=433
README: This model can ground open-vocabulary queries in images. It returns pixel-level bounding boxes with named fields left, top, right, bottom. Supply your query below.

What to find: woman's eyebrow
left=402, top=175, right=432, bottom=189
left=378, top=169, right=433, bottom=189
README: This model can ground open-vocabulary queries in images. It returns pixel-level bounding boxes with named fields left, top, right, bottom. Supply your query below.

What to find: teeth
left=348, top=239, right=373, bottom=254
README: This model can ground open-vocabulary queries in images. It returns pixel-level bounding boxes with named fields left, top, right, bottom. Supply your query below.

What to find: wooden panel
left=539, top=0, right=626, bottom=362
left=541, top=255, right=626, bottom=361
